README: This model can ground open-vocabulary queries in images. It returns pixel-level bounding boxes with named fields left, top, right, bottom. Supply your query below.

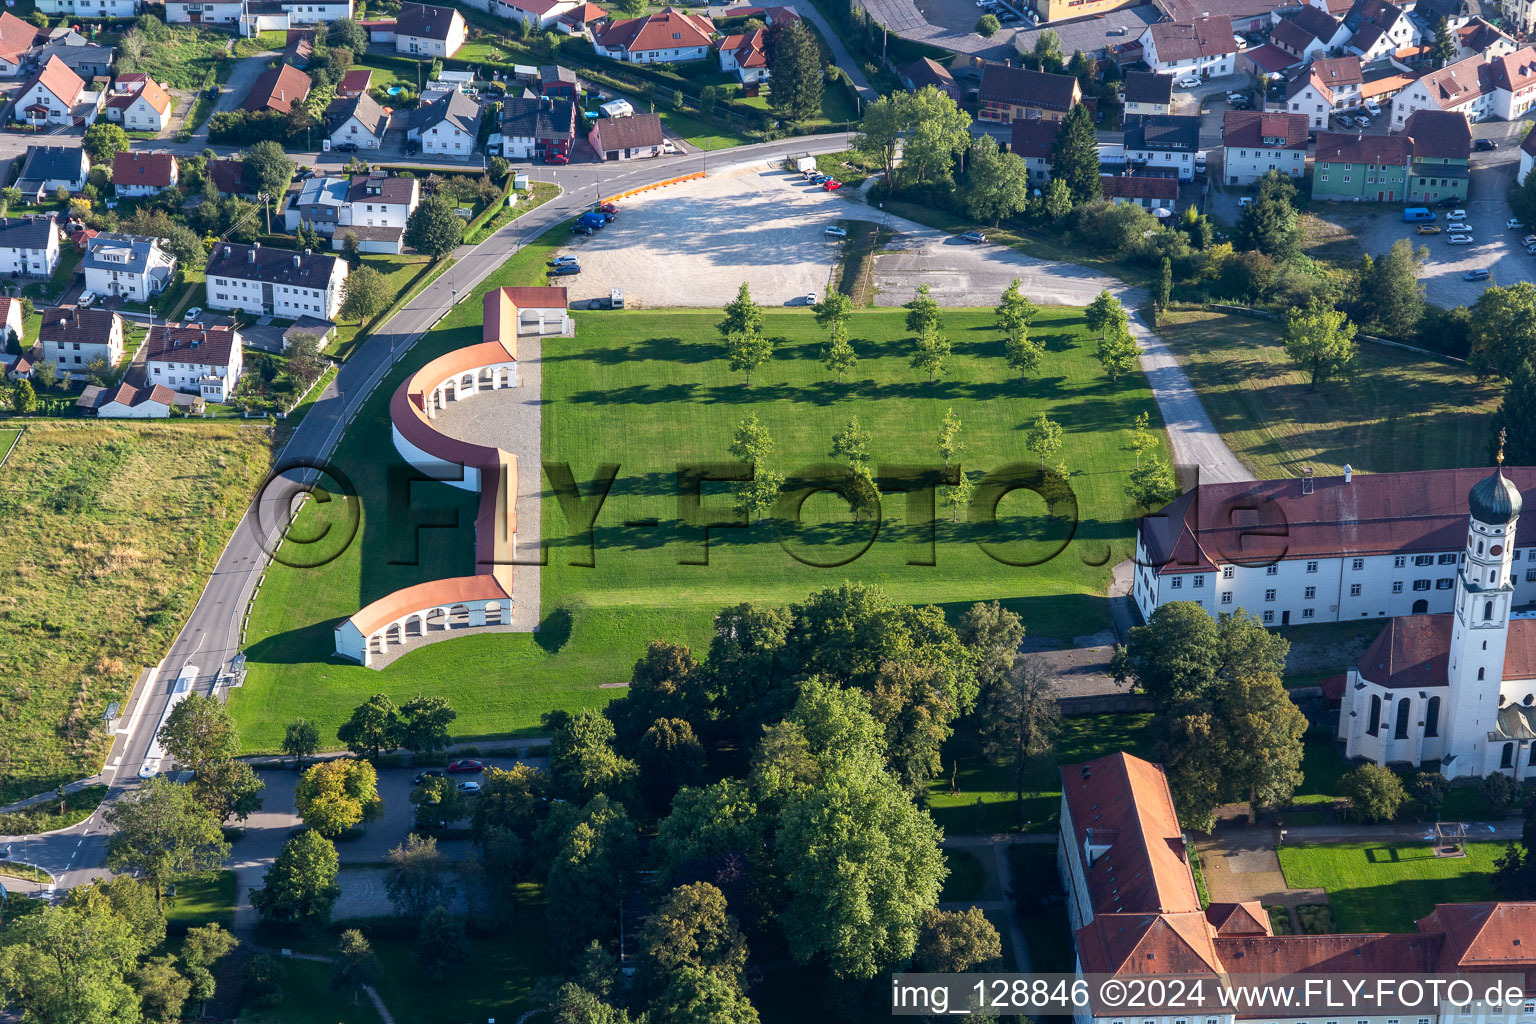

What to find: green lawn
left=941, top=848, right=985, bottom=901
left=658, top=109, right=752, bottom=151
left=927, top=713, right=1154, bottom=835
left=328, top=253, right=434, bottom=362
left=243, top=958, right=384, bottom=1024
left=233, top=288, right=1169, bottom=751
left=232, top=30, right=286, bottom=56
left=0, top=427, right=21, bottom=467
left=165, top=870, right=237, bottom=931
left=354, top=57, right=413, bottom=98
left=1158, top=309, right=1502, bottom=479
left=0, top=785, right=106, bottom=834
left=1276, top=841, right=1504, bottom=933
left=130, top=25, right=233, bottom=90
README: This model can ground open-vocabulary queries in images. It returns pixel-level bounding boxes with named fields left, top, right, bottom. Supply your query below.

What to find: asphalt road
left=0, top=132, right=856, bottom=891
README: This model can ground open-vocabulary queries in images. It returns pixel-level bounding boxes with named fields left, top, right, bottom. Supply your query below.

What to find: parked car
left=999, top=12, right=1018, bottom=21
left=413, top=769, right=444, bottom=784
left=1227, top=94, right=1250, bottom=109
left=571, top=224, right=593, bottom=235
left=1194, top=152, right=1207, bottom=172
left=824, top=225, right=848, bottom=237
left=550, top=263, right=581, bottom=275
left=1465, top=269, right=1491, bottom=281
left=78, top=291, right=96, bottom=307
left=457, top=781, right=482, bottom=794
left=1238, top=196, right=1254, bottom=207
left=1447, top=234, right=1474, bottom=244
left=183, top=306, right=203, bottom=321
left=1175, top=75, right=1201, bottom=88
left=1448, top=209, right=1467, bottom=220
left=1522, top=234, right=1536, bottom=244
left=550, top=255, right=579, bottom=266
left=1476, top=138, right=1498, bottom=151
left=1509, top=218, right=1527, bottom=229
left=823, top=179, right=843, bottom=190
left=960, top=231, right=986, bottom=242
left=546, top=152, right=569, bottom=165
left=599, top=202, right=618, bottom=213
left=809, top=174, right=830, bottom=184
left=1416, top=224, right=1441, bottom=235
left=447, top=759, right=484, bottom=773
left=335, top=142, right=358, bottom=153
left=1436, top=197, right=1462, bottom=208
left=1363, top=100, right=1382, bottom=116
left=805, top=290, right=818, bottom=305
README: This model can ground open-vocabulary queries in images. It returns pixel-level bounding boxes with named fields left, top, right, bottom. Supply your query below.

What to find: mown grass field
left=1158, top=309, right=1501, bottom=479
left=0, top=421, right=273, bottom=802
left=1277, top=841, right=1502, bottom=933
left=232, top=246, right=1170, bottom=751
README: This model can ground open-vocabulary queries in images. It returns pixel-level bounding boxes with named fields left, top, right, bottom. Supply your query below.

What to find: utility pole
left=258, top=191, right=271, bottom=234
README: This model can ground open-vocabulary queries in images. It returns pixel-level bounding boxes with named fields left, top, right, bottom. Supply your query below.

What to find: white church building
left=1338, top=458, right=1536, bottom=780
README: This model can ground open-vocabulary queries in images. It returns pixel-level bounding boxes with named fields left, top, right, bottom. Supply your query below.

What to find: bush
left=1481, top=771, right=1517, bottom=811
left=241, top=954, right=284, bottom=1009
left=976, top=13, right=1000, bottom=35
left=1294, top=904, right=1336, bottom=935
left=1338, top=763, right=1407, bottom=823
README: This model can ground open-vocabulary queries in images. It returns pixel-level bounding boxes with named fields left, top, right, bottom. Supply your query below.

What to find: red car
left=598, top=202, right=618, bottom=214
left=823, top=179, right=843, bottom=191
left=447, top=759, right=484, bottom=774
left=546, top=152, right=570, bottom=165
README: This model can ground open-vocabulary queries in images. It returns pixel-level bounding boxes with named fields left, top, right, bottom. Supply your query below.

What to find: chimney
left=1344, top=464, right=1353, bottom=483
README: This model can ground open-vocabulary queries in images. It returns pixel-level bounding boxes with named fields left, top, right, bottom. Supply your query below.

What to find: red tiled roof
left=26, top=55, right=83, bottom=107
left=1076, top=911, right=1224, bottom=979
left=1222, top=109, right=1309, bottom=149
left=722, top=27, right=767, bottom=68
left=102, top=381, right=175, bottom=409
left=1206, top=901, right=1272, bottom=936
left=244, top=64, right=311, bottom=114
left=337, top=69, right=373, bottom=96
left=1403, top=108, right=1471, bottom=160
left=1214, top=932, right=1441, bottom=975
left=0, top=11, right=36, bottom=65
left=1356, top=614, right=1536, bottom=688
left=144, top=323, right=241, bottom=367
left=208, top=159, right=248, bottom=195
left=1314, top=128, right=1414, bottom=164
left=112, top=151, right=176, bottom=188
left=595, top=7, right=714, bottom=53
left=1245, top=43, right=1302, bottom=73
left=1147, top=15, right=1236, bottom=63
left=500, top=285, right=567, bottom=309
left=1488, top=45, right=1536, bottom=93
left=1416, top=54, right=1491, bottom=110
left=591, top=111, right=665, bottom=151
left=558, top=1, right=608, bottom=23
left=1420, top=903, right=1536, bottom=970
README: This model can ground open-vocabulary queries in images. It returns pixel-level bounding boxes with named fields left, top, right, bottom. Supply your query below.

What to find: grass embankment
left=0, top=785, right=107, bottom=834
left=464, top=181, right=559, bottom=245
left=1277, top=841, right=1503, bottom=933
left=129, top=23, right=233, bottom=90
left=234, top=270, right=1169, bottom=750
left=0, top=421, right=274, bottom=802
left=1158, top=309, right=1500, bottom=479
left=325, top=253, right=434, bottom=362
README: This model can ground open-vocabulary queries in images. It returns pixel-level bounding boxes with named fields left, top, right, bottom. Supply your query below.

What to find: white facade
left=397, top=18, right=466, bottom=55
left=207, top=263, right=348, bottom=320
left=487, top=0, right=579, bottom=28
left=1123, top=144, right=1196, bottom=179
left=330, top=113, right=385, bottom=149
left=1223, top=142, right=1307, bottom=184
left=147, top=347, right=243, bottom=402
left=84, top=238, right=174, bottom=303
left=36, top=0, right=138, bottom=16
left=593, top=40, right=710, bottom=63
left=122, top=90, right=171, bottom=132
left=15, top=77, right=80, bottom=127
left=165, top=0, right=243, bottom=23
left=0, top=223, right=60, bottom=278
left=42, top=319, right=122, bottom=374
left=1138, top=27, right=1236, bottom=78
left=1285, top=80, right=1361, bottom=128
left=418, top=119, right=475, bottom=156
left=98, top=393, right=171, bottom=418
left=277, top=0, right=353, bottom=22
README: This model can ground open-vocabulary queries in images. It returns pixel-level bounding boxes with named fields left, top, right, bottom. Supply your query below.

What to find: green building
left=1403, top=109, right=1472, bottom=203
left=1311, top=131, right=1412, bottom=202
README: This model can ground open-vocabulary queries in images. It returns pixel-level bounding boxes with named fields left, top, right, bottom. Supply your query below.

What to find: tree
left=243, top=139, right=294, bottom=199
left=1431, top=15, right=1457, bottom=67
left=397, top=693, right=456, bottom=755
left=1511, top=168, right=1536, bottom=229
left=1124, top=603, right=1282, bottom=706
left=1050, top=104, right=1101, bottom=204
left=1127, top=454, right=1180, bottom=510
left=1084, top=289, right=1127, bottom=342
left=11, top=378, right=36, bottom=414
left=252, top=830, right=340, bottom=927
left=158, top=692, right=237, bottom=780
left=1482, top=770, right=1518, bottom=811
left=853, top=93, right=908, bottom=182
left=1359, top=238, right=1426, bottom=337
left=729, top=414, right=774, bottom=465
left=384, top=833, right=451, bottom=917
left=1339, top=763, right=1408, bottom=823
left=1468, top=282, right=1536, bottom=379
left=336, top=692, right=400, bottom=759
left=331, top=15, right=367, bottom=50
left=410, top=774, right=469, bottom=831
left=544, top=795, right=640, bottom=959
left=996, top=278, right=1039, bottom=346
left=241, top=954, right=285, bottom=1010
left=1042, top=177, right=1072, bottom=221
left=812, top=290, right=852, bottom=332
left=471, top=762, right=551, bottom=842
left=135, top=953, right=191, bottom=1022
left=104, top=778, right=229, bottom=901
left=820, top=320, right=858, bottom=382
left=650, top=967, right=760, bottom=1024
left=545, top=708, right=639, bottom=803
left=197, top=758, right=265, bottom=823
left=937, top=408, right=963, bottom=468
left=913, top=907, right=1003, bottom=972
left=636, top=717, right=706, bottom=814
left=1128, top=410, right=1160, bottom=468
left=981, top=660, right=1060, bottom=815
left=339, top=263, right=388, bottom=322
left=725, top=327, right=771, bottom=387
left=294, top=758, right=382, bottom=837
left=1218, top=672, right=1307, bottom=821
left=975, top=12, right=999, bottom=34
left=718, top=281, right=764, bottom=340
left=900, top=87, right=972, bottom=187
left=1283, top=297, right=1357, bottom=391
left=1411, top=771, right=1450, bottom=811
left=1025, top=412, right=1062, bottom=470
left=1004, top=332, right=1044, bottom=384
left=342, top=230, right=361, bottom=263
left=1236, top=170, right=1301, bottom=260
left=655, top=779, right=764, bottom=877
left=0, top=903, right=145, bottom=1024
left=964, top=134, right=1029, bottom=224
left=830, top=416, right=871, bottom=467
left=180, top=923, right=238, bottom=1005
left=415, top=905, right=468, bottom=982
left=957, top=600, right=1026, bottom=693
left=405, top=195, right=465, bottom=257
left=1156, top=256, right=1173, bottom=311
left=30, top=357, right=57, bottom=390
left=639, top=882, right=749, bottom=987
left=911, top=326, right=951, bottom=382
left=83, top=121, right=129, bottom=163
left=905, top=282, right=941, bottom=336
left=766, top=20, right=822, bottom=122
left=1096, top=322, right=1141, bottom=382
left=605, top=641, right=709, bottom=751
left=332, top=930, right=378, bottom=1005
left=283, top=718, right=320, bottom=769
left=1033, top=29, right=1065, bottom=72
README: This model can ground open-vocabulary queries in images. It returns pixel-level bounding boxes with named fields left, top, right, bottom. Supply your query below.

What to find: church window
left=1394, top=699, right=1410, bottom=739
left=1425, top=696, right=1440, bottom=738
left=1490, top=570, right=1499, bottom=584
left=1529, top=746, right=1536, bottom=767
left=1478, top=667, right=1485, bottom=680
left=1478, top=540, right=1484, bottom=554
left=1485, top=601, right=1495, bottom=620
left=1368, top=695, right=1381, bottom=736
left=1502, top=743, right=1515, bottom=769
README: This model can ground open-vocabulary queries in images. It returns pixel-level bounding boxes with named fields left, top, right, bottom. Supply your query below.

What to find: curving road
left=0, top=134, right=859, bottom=890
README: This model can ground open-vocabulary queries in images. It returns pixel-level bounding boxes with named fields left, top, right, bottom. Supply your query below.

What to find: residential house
left=1099, top=174, right=1178, bottom=210
left=83, top=233, right=175, bottom=302
left=244, top=63, right=312, bottom=115
left=977, top=64, right=1080, bottom=124
left=111, top=151, right=179, bottom=197
left=726, top=5, right=799, bottom=27
left=0, top=296, right=22, bottom=348
left=898, top=57, right=958, bottom=102
left=408, top=90, right=482, bottom=157
left=76, top=382, right=176, bottom=419
left=208, top=159, right=255, bottom=198
left=103, top=74, right=173, bottom=132
left=205, top=241, right=348, bottom=320
left=30, top=42, right=115, bottom=79
left=0, top=352, right=31, bottom=380
left=1269, top=5, right=1347, bottom=62
left=1521, top=126, right=1536, bottom=184
left=164, top=0, right=242, bottom=23
left=283, top=316, right=336, bottom=350
left=1221, top=109, right=1309, bottom=184
left=36, top=0, right=137, bottom=16
left=15, top=145, right=88, bottom=199
left=283, top=29, right=314, bottom=66
left=360, top=17, right=397, bottom=42
left=1360, top=53, right=1420, bottom=110
left=500, top=95, right=577, bottom=161
left=1121, top=70, right=1172, bottom=118
left=718, top=27, right=768, bottom=84
left=1312, top=129, right=1412, bottom=200
left=395, top=3, right=467, bottom=57
left=540, top=64, right=579, bottom=100
left=334, top=173, right=419, bottom=254
left=1403, top=106, right=1472, bottom=201
left=39, top=306, right=123, bottom=379
left=1390, top=53, right=1491, bottom=126
left=0, top=13, right=37, bottom=77
left=1030, top=0, right=1138, bottom=22
left=14, top=55, right=101, bottom=127
left=1282, top=55, right=1363, bottom=128
left=592, top=8, right=715, bottom=64
left=1488, top=45, right=1536, bottom=119
left=1123, top=115, right=1201, bottom=180
left=1343, top=0, right=1420, bottom=61
left=588, top=110, right=665, bottom=161
left=285, top=175, right=349, bottom=234
left=555, top=1, right=606, bottom=34
left=327, top=91, right=390, bottom=149
left=1140, top=16, right=1237, bottom=78
left=487, top=0, right=581, bottom=30
left=1453, top=17, right=1516, bottom=60
left=144, top=322, right=244, bottom=403
left=1008, top=118, right=1062, bottom=186
left=0, top=216, right=60, bottom=277
left=336, top=68, right=372, bottom=99
left=1242, top=41, right=1305, bottom=76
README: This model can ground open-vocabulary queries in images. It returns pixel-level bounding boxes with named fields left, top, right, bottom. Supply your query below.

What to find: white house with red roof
left=395, top=2, right=466, bottom=57
left=104, top=74, right=173, bottom=132
left=144, top=322, right=245, bottom=402
left=1488, top=46, right=1536, bottom=119
left=1281, top=54, right=1364, bottom=128
left=718, top=26, right=768, bottom=83
left=0, top=296, right=23, bottom=349
left=485, top=0, right=580, bottom=29
left=555, top=1, right=607, bottom=35
left=1390, top=53, right=1493, bottom=127
left=593, top=7, right=715, bottom=64
left=0, top=12, right=38, bottom=77
left=1139, top=15, right=1237, bottom=78
left=77, top=382, right=177, bottom=419
left=14, top=55, right=101, bottom=127
left=1221, top=109, right=1309, bottom=184
left=111, top=151, right=179, bottom=197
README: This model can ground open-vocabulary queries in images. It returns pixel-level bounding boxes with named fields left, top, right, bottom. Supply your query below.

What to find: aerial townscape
left=9, top=0, right=1536, bottom=1015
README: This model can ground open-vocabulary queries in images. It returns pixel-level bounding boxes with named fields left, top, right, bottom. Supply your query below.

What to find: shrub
left=976, top=13, right=1000, bottom=35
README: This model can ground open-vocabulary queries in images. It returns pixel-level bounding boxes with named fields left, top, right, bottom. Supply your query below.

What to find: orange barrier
left=600, top=171, right=705, bottom=206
